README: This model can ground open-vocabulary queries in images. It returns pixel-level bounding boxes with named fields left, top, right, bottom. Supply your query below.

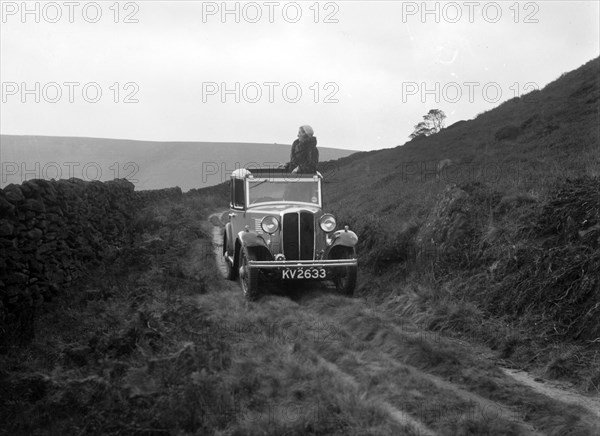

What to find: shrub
left=484, top=176, right=600, bottom=341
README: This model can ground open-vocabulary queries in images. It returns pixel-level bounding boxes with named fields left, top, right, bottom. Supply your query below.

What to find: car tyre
left=224, top=253, right=237, bottom=280
left=223, top=236, right=237, bottom=280
left=239, top=247, right=259, bottom=301
left=332, top=248, right=357, bottom=297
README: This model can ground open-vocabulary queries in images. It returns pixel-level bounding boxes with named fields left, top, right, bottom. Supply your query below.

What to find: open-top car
left=222, top=168, right=358, bottom=300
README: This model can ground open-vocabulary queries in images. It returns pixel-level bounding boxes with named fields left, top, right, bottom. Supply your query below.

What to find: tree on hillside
left=409, top=109, right=447, bottom=139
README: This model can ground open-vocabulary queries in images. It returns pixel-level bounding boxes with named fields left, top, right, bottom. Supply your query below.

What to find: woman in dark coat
left=285, top=125, right=318, bottom=173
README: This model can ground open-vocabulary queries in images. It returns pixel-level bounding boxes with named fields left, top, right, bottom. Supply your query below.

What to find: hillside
left=1, top=58, right=599, bottom=435
left=199, top=57, right=600, bottom=388
left=318, top=57, right=600, bottom=389
left=324, top=57, right=599, bottom=219
left=0, top=136, right=354, bottom=191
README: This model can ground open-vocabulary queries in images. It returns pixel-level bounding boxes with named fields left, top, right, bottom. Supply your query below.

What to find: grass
left=0, top=196, right=425, bottom=435
left=3, top=187, right=599, bottom=434
left=0, top=197, right=226, bottom=435
left=317, top=57, right=600, bottom=389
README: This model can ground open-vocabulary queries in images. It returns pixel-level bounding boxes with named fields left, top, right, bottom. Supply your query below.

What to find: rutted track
left=206, top=212, right=600, bottom=435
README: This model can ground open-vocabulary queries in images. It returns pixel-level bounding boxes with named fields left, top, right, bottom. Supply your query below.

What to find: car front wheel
left=332, top=248, right=357, bottom=297
left=238, top=247, right=259, bottom=301
left=223, top=236, right=237, bottom=280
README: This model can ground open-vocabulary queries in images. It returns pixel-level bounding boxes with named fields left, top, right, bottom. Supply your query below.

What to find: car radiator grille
left=282, top=211, right=315, bottom=260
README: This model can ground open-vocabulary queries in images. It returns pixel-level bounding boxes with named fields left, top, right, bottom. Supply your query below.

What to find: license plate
left=282, top=268, right=326, bottom=279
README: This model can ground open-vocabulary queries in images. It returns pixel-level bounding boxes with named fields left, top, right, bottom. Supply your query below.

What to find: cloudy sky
left=1, top=1, right=599, bottom=151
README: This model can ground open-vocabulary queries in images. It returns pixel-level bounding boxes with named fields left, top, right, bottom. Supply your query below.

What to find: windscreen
left=248, top=179, right=320, bottom=206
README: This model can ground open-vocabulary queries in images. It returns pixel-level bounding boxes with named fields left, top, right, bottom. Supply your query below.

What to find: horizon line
left=0, top=133, right=380, bottom=152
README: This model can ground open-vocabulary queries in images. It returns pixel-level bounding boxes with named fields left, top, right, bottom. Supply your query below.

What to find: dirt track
left=206, top=212, right=600, bottom=435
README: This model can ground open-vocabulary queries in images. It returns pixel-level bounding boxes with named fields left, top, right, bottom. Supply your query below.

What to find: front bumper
left=248, top=259, right=357, bottom=268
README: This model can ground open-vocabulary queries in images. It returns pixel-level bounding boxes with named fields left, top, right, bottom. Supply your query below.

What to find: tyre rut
left=207, top=211, right=599, bottom=435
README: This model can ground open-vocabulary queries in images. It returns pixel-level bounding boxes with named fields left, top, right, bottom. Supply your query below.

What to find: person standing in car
left=285, top=125, right=319, bottom=173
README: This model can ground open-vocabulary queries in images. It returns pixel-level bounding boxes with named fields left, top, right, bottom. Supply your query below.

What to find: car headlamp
left=261, top=216, right=279, bottom=234
left=319, top=214, right=337, bottom=232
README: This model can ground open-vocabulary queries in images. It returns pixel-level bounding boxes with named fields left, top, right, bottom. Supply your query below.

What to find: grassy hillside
left=2, top=58, right=597, bottom=435
left=317, top=57, right=600, bottom=389
left=2, top=55, right=599, bottom=436
left=324, top=57, right=599, bottom=219
left=194, top=57, right=600, bottom=389
left=0, top=136, right=354, bottom=191
left=320, top=56, right=598, bottom=268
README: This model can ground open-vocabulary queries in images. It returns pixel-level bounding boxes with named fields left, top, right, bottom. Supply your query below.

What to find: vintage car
left=222, top=168, right=358, bottom=300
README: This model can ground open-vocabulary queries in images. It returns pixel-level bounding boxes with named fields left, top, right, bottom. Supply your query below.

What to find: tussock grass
left=3, top=197, right=441, bottom=435
left=0, top=198, right=230, bottom=435
left=4, top=187, right=599, bottom=434
left=293, top=292, right=600, bottom=435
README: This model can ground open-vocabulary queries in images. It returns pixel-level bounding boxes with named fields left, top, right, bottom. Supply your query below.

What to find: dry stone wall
left=0, top=178, right=139, bottom=346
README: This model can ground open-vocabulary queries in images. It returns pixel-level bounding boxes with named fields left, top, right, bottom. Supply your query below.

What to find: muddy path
left=501, top=368, right=600, bottom=419
left=206, top=212, right=600, bottom=435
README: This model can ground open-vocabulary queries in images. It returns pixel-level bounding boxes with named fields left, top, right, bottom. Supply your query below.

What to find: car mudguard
left=224, top=222, right=235, bottom=255
left=330, top=228, right=358, bottom=247
left=237, top=230, right=269, bottom=249
left=324, top=228, right=358, bottom=258
left=236, top=230, right=273, bottom=262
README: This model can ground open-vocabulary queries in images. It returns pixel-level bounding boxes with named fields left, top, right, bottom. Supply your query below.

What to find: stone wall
left=0, top=178, right=139, bottom=346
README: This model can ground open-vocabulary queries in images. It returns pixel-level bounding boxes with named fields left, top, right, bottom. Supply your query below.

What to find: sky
left=1, top=0, right=599, bottom=151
